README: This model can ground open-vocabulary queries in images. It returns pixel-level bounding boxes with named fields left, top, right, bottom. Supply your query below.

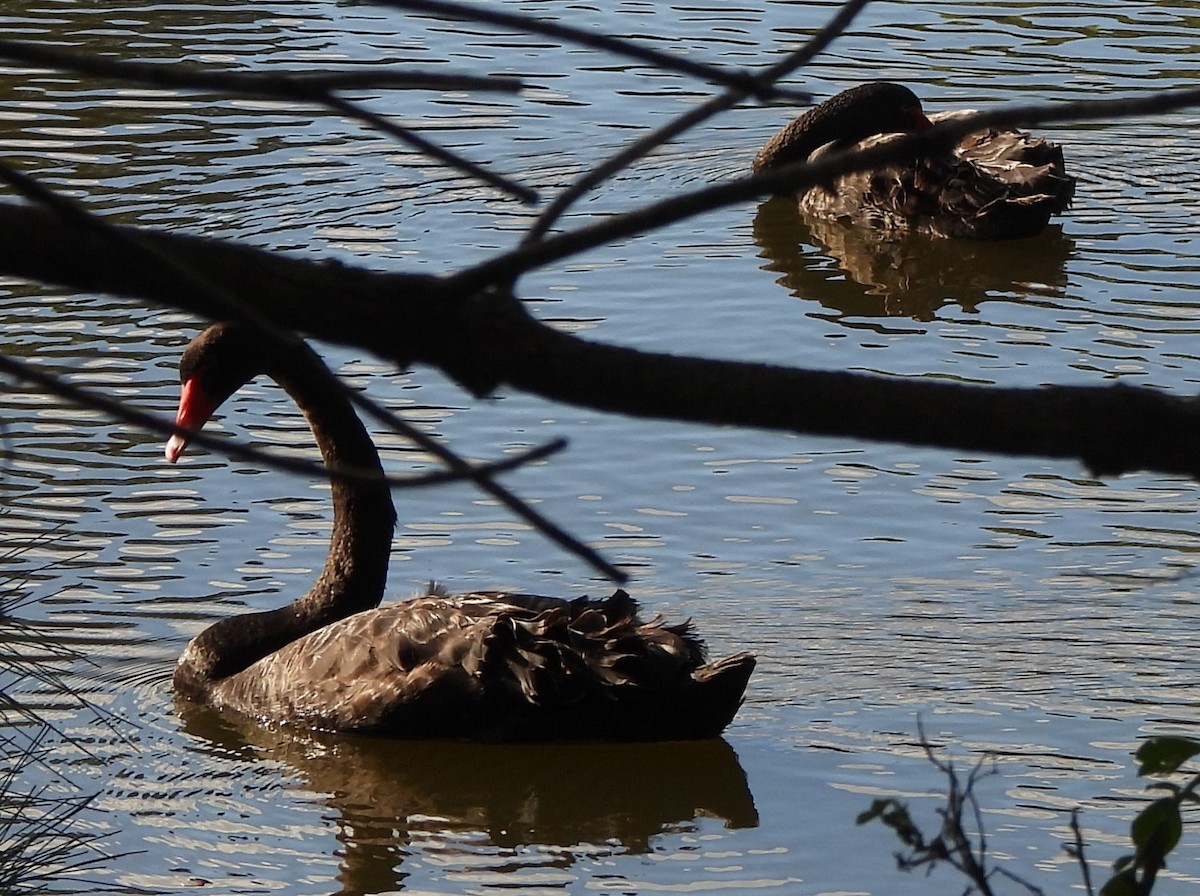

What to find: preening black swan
left=752, top=82, right=1075, bottom=239
left=165, top=324, right=755, bottom=741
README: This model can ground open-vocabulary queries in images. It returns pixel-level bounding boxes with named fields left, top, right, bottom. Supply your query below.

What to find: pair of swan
left=753, top=82, right=1075, bottom=239
left=166, top=324, right=755, bottom=741
left=163, top=84, right=1070, bottom=741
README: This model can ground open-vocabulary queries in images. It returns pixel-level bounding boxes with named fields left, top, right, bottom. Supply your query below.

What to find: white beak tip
left=165, top=434, right=187, bottom=463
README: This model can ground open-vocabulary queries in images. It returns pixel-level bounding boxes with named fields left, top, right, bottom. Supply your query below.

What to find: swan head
left=752, top=81, right=935, bottom=175
left=165, top=323, right=272, bottom=463
left=825, top=82, right=934, bottom=136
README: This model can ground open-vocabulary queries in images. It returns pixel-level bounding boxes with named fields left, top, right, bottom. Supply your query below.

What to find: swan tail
left=468, top=590, right=754, bottom=740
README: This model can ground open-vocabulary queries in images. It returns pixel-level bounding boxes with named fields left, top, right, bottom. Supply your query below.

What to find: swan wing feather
left=208, top=590, right=752, bottom=740
left=796, top=111, right=1073, bottom=238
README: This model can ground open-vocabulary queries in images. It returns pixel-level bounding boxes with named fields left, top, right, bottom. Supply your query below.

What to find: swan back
left=754, top=84, right=1075, bottom=239
left=208, top=587, right=755, bottom=741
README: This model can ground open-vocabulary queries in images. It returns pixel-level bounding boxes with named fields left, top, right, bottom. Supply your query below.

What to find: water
left=2, top=1, right=1200, bottom=893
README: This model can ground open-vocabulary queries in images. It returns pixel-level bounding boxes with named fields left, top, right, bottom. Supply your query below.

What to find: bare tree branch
left=343, top=377, right=628, bottom=583
left=366, top=0, right=811, bottom=102
left=455, top=85, right=1200, bottom=291
left=1, top=202, right=1199, bottom=483
left=314, top=93, right=537, bottom=203
left=0, top=39, right=536, bottom=203
left=0, top=165, right=615, bottom=578
left=6, top=11, right=1200, bottom=580
left=0, top=39, right=524, bottom=94
left=0, top=347, right=566, bottom=492
left=523, top=0, right=873, bottom=242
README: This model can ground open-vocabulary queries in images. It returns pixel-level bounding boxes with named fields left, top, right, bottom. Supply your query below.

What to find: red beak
left=165, top=378, right=219, bottom=463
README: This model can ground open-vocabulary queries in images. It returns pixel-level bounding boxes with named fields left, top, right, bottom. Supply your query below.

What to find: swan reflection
left=753, top=196, right=1073, bottom=321
left=179, top=700, right=758, bottom=895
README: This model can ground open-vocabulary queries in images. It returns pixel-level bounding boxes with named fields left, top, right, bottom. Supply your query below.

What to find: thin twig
left=523, top=0, right=872, bottom=243
left=1067, top=809, right=1095, bottom=896
left=365, top=0, right=809, bottom=102
left=447, top=84, right=1200, bottom=293
left=0, top=39, right=524, bottom=94
left=347, top=382, right=628, bottom=584
left=913, top=729, right=1049, bottom=896
left=318, top=93, right=537, bottom=204
left=0, top=163, right=611, bottom=577
left=954, top=762, right=997, bottom=896
left=0, top=39, right=536, bottom=203
left=0, top=351, right=565, bottom=492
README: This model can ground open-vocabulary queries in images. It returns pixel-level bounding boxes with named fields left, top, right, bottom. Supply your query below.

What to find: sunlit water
left=3, top=1, right=1200, bottom=893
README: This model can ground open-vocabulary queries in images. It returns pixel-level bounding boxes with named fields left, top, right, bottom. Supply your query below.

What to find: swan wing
left=208, top=590, right=752, bottom=740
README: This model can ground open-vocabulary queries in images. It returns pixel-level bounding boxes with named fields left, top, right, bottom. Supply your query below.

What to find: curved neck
left=753, top=101, right=875, bottom=174
left=175, top=344, right=396, bottom=696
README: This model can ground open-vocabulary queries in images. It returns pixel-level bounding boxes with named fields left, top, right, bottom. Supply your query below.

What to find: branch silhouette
left=1, top=201, right=1199, bottom=482
left=0, top=39, right=535, bottom=202
left=366, top=0, right=811, bottom=101
left=3, top=1, right=1200, bottom=579
left=0, top=165, right=616, bottom=579
left=454, top=85, right=1200, bottom=290
left=522, top=0, right=872, bottom=242
left=0, top=349, right=568, bottom=493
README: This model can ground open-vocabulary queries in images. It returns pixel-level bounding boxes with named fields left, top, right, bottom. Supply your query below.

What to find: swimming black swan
left=164, top=324, right=755, bottom=740
left=751, top=82, right=1075, bottom=239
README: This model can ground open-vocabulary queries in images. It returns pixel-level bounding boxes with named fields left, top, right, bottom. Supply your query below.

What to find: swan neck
left=175, top=344, right=395, bottom=695
left=281, top=355, right=395, bottom=622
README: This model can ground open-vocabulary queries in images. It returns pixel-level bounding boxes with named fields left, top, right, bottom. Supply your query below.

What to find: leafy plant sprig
left=859, top=733, right=1200, bottom=896
left=1101, top=736, right=1200, bottom=896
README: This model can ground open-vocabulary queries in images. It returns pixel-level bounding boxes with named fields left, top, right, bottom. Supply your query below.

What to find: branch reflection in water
left=177, top=699, right=758, bottom=894
left=753, top=196, right=1074, bottom=321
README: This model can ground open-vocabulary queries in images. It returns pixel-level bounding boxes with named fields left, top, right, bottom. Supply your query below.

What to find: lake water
left=3, top=1, right=1200, bottom=894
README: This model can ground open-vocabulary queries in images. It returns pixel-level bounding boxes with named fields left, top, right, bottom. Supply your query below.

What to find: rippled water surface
left=3, top=1, right=1200, bottom=894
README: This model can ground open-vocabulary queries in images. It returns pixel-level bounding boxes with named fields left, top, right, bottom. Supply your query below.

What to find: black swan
left=164, top=324, right=755, bottom=741
left=752, top=82, right=1075, bottom=239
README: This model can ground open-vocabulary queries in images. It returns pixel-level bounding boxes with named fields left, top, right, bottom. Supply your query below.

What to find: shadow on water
left=177, top=699, right=758, bottom=895
left=752, top=196, right=1074, bottom=321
